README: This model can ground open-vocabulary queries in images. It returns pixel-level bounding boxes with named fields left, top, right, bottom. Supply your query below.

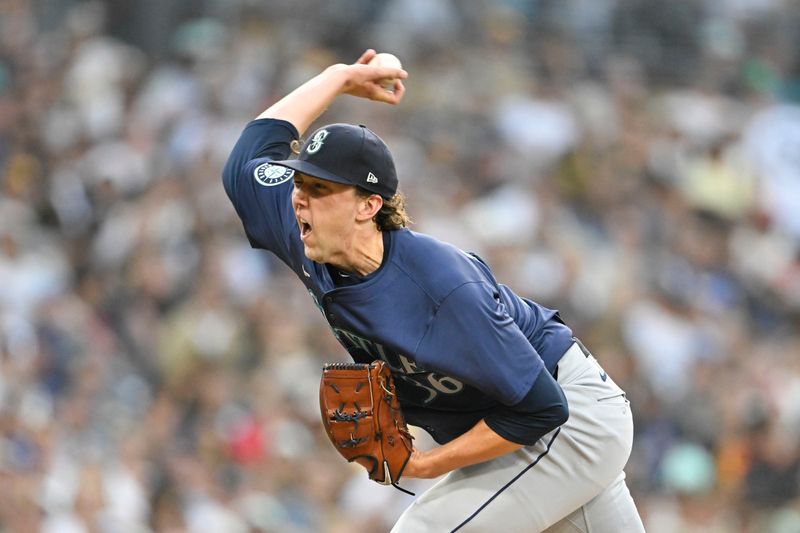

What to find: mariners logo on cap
left=253, top=163, right=294, bottom=187
left=305, top=129, right=330, bottom=154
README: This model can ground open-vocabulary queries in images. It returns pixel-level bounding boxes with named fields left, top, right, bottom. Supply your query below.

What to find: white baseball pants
left=391, top=342, right=645, bottom=532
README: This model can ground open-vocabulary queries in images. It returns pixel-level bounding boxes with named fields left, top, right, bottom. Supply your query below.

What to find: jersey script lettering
left=332, top=326, right=465, bottom=404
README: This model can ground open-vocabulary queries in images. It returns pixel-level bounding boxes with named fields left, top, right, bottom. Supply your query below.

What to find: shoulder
left=389, top=229, right=496, bottom=302
left=222, top=118, right=299, bottom=192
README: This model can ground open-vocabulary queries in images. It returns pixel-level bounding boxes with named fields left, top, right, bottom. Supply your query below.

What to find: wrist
left=406, top=450, right=438, bottom=479
left=322, top=63, right=352, bottom=93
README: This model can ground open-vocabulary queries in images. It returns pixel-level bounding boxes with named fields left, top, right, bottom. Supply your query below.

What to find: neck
left=330, top=228, right=384, bottom=277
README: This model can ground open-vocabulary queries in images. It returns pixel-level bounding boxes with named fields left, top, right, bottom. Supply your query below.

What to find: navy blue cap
left=271, top=123, right=398, bottom=199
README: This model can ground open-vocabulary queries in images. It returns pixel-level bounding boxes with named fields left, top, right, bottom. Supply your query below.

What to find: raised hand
left=333, top=49, right=407, bottom=104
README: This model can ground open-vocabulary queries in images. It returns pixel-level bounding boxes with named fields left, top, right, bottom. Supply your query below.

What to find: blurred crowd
left=2, top=0, right=800, bottom=531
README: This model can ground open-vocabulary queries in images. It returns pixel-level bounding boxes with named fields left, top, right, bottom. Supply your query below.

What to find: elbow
left=221, top=160, right=240, bottom=202
left=519, top=402, right=566, bottom=446
left=549, top=373, right=569, bottom=429
left=552, top=398, right=569, bottom=429
left=221, top=158, right=235, bottom=190
left=548, top=381, right=569, bottom=430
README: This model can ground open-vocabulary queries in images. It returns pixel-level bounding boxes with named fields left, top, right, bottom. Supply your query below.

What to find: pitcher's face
left=292, top=173, right=362, bottom=264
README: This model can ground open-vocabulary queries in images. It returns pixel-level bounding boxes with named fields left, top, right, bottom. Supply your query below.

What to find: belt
left=553, top=337, right=590, bottom=381
left=572, top=337, right=592, bottom=358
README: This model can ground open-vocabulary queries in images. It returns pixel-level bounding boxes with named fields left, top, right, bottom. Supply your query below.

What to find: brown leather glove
left=320, top=361, right=414, bottom=489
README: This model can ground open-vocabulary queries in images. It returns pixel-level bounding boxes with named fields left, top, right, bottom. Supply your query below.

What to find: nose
left=292, top=183, right=307, bottom=207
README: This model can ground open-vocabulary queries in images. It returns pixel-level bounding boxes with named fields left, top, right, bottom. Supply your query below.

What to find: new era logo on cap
left=270, top=123, right=398, bottom=199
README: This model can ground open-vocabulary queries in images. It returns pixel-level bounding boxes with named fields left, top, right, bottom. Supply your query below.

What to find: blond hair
left=356, top=188, right=412, bottom=231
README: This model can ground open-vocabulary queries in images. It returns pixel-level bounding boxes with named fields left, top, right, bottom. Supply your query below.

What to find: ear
left=356, top=194, right=383, bottom=222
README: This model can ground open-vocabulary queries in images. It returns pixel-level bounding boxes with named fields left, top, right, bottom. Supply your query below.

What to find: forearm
left=256, top=50, right=406, bottom=137
left=257, top=65, right=349, bottom=137
left=406, top=420, right=524, bottom=479
left=404, top=370, right=568, bottom=479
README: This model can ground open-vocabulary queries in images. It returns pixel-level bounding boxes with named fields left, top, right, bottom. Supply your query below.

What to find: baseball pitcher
left=221, top=49, right=645, bottom=532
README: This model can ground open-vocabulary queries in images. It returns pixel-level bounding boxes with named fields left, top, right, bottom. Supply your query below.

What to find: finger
left=355, top=49, right=376, bottom=65
left=371, top=67, right=407, bottom=80
left=373, top=81, right=404, bottom=105
left=366, top=83, right=397, bottom=104
left=391, top=80, right=406, bottom=103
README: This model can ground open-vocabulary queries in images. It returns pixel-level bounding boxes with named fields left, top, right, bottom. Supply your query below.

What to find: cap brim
left=270, top=159, right=352, bottom=187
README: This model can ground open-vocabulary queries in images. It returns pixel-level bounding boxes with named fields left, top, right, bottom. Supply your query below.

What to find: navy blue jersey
left=223, top=119, right=574, bottom=443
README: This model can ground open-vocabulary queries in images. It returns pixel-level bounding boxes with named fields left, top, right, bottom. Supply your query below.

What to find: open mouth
left=298, top=217, right=312, bottom=239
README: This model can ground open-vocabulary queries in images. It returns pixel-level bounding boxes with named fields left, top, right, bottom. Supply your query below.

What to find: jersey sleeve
left=221, top=118, right=303, bottom=268
left=484, top=368, right=568, bottom=445
left=414, top=281, right=546, bottom=406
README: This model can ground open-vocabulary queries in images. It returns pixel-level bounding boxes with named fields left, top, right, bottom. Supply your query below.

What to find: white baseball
left=368, top=52, right=403, bottom=89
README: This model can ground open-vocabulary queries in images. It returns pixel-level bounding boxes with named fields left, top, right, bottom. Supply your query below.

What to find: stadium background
left=2, top=0, right=800, bottom=531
